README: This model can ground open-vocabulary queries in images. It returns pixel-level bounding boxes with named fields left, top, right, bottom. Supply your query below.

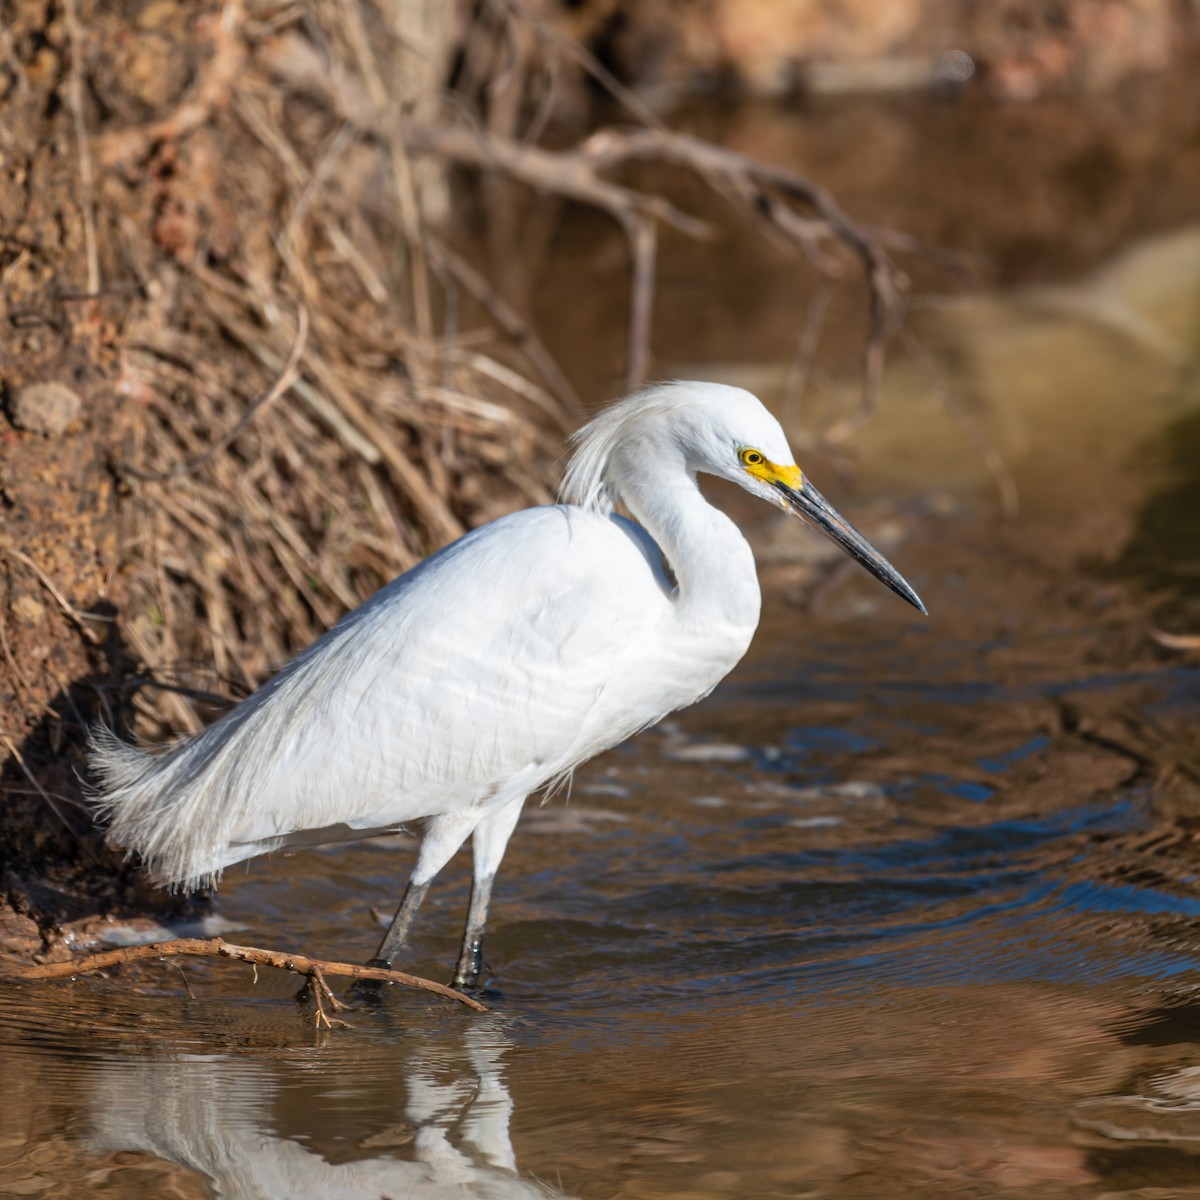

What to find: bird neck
left=614, top=459, right=761, bottom=633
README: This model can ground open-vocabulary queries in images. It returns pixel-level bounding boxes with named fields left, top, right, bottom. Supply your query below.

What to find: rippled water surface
left=4, top=82, right=1200, bottom=1198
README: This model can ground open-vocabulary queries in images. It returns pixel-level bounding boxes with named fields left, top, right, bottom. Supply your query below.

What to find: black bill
left=776, top=479, right=927, bottom=615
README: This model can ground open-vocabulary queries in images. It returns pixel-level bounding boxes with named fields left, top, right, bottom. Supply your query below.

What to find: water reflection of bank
left=529, top=67, right=1200, bottom=409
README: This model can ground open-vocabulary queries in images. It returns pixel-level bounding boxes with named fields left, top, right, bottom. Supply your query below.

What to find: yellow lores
left=739, top=448, right=803, bottom=492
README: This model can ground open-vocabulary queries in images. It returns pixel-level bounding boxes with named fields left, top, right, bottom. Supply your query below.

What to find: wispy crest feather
left=558, top=383, right=686, bottom=513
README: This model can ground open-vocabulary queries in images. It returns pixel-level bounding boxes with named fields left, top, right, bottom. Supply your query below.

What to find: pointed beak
left=776, top=476, right=927, bottom=615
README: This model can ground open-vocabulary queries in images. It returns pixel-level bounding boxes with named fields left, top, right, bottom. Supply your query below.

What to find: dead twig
left=62, top=0, right=98, bottom=296
left=497, top=0, right=667, bottom=135
left=397, top=119, right=710, bottom=241
left=257, top=48, right=711, bottom=389
left=170, top=960, right=196, bottom=1000
left=296, top=963, right=353, bottom=1029
left=5, top=936, right=488, bottom=1014
left=577, top=128, right=907, bottom=433
left=392, top=120, right=912, bottom=417
left=0, top=546, right=101, bottom=645
left=425, top=237, right=582, bottom=422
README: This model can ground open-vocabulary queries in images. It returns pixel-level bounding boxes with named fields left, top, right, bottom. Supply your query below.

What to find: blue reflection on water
left=979, top=734, right=1053, bottom=773
left=782, top=725, right=880, bottom=756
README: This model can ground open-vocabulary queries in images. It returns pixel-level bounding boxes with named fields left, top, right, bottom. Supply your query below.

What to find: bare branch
left=425, top=237, right=583, bottom=421
left=4, top=935, right=488, bottom=1014
left=400, top=120, right=711, bottom=241
left=576, top=128, right=909, bottom=434
left=398, top=121, right=918, bottom=429
left=624, top=216, right=657, bottom=392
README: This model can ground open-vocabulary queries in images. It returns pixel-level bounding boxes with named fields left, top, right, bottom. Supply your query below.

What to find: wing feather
left=92, top=505, right=678, bottom=885
left=225, top=506, right=670, bottom=843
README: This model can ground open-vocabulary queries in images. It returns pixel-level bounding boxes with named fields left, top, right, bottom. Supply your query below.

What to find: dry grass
left=94, top=0, right=572, bottom=737
left=68, top=0, right=950, bottom=740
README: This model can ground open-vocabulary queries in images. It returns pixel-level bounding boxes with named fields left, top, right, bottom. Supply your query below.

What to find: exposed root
left=97, top=0, right=247, bottom=169
left=3, top=936, right=488, bottom=1015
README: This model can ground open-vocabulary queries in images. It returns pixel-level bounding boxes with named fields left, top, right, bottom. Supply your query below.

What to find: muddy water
left=4, top=86, right=1200, bottom=1198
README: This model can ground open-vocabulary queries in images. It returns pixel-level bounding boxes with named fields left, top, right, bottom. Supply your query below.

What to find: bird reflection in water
left=86, top=1018, right=570, bottom=1200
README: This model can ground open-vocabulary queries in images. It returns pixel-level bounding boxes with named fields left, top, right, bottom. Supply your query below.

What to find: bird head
left=562, top=381, right=926, bottom=615
left=674, top=383, right=927, bottom=615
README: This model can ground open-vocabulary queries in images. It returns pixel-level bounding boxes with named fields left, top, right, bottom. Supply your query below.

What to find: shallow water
left=4, top=82, right=1200, bottom=1199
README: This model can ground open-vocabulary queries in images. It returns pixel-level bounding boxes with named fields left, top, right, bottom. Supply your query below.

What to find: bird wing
left=222, top=505, right=673, bottom=844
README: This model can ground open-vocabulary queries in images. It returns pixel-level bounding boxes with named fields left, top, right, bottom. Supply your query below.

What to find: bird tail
left=87, top=723, right=236, bottom=891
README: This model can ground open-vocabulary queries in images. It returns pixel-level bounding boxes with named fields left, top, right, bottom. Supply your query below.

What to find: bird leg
left=369, top=880, right=430, bottom=968
left=452, top=796, right=526, bottom=990
left=366, top=809, right=483, bottom=971
left=453, top=872, right=495, bottom=991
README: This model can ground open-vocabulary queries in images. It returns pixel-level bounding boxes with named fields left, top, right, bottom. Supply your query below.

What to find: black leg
left=369, top=879, right=430, bottom=968
left=452, top=872, right=496, bottom=990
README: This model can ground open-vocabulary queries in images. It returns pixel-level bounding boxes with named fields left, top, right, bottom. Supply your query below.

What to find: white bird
left=90, top=382, right=925, bottom=989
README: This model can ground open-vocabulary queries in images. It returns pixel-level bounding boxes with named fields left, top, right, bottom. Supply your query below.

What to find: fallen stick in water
left=3, top=936, right=487, bottom=1025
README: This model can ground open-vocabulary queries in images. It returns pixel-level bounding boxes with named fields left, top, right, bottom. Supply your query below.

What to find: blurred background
left=1, top=2, right=1200, bottom=1196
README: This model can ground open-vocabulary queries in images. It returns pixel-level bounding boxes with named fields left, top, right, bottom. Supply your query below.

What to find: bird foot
left=451, top=962, right=501, bottom=1001
left=347, top=958, right=398, bottom=1006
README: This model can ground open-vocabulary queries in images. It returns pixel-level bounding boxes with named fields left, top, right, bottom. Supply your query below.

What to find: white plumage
left=91, top=381, right=924, bottom=987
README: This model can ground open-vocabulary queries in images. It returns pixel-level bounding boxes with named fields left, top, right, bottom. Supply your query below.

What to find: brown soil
left=1, top=0, right=172, bottom=955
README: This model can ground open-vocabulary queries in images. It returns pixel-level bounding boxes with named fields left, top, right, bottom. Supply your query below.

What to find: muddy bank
left=0, top=0, right=557, bottom=953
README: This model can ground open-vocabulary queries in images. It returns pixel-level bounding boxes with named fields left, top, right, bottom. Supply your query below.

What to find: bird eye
left=740, top=449, right=765, bottom=467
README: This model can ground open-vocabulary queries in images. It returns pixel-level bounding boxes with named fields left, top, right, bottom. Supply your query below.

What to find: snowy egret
left=91, top=382, right=924, bottom=988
